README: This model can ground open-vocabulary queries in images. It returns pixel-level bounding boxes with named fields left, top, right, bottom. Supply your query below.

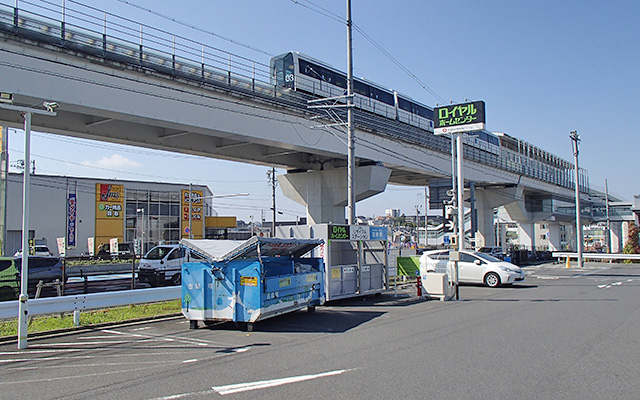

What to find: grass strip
left=0, top=300, right=181, bottom=338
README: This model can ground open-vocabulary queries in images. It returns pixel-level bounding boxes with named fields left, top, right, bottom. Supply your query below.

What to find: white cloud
left=81, top=154, right=142, bottom=169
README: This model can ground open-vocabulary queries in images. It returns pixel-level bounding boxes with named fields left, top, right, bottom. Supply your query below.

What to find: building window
left=125, top=189, right=182, bottom=247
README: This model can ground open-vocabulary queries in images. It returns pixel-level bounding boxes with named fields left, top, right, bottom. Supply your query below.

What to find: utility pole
left=605, top=178, right=611, bottom=253
left=0, top=126, right=7, bottom=257
left=424, top=187, right=428, bottom=247
left=570, top=131, right=583, bottom=267
left=268, top=167, right=277, bottom=237
left=415, top=204, right=420, bottom=245
left=346, top=0, right=355, bottom=225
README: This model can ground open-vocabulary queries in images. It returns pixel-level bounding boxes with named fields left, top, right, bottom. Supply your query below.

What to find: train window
left=299, top=59, right=347, bottom=89
left=415, top=104, right=434, bottom=119
left=397, top=97, right=412, bottom=112
left=376, top=89, right=394, bottom=106
left=353, top=80, right=368, bottom=96
left=273, top=56, right=285, bottom=86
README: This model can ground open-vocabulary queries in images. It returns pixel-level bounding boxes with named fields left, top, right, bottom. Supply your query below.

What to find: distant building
left=385, top=209, right=400, bottom=218
left=1, top=173, right=236, bottom=257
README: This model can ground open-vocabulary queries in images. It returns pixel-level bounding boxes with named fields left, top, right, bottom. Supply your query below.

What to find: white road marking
left=212, top=369, right=349, bottom=395
left=145, top=389, right=216, bottom=400
left=612, top=281, right=623, bottom=286
left=101, top=328, right=230, bottom=347
left=182, top=359, right=198, bottom=363
left=79, top=336, right=126, bottom=340
left=29, top=341, right=130, bottom=347
left=132, top=327, right=152, bottom=331
left=235, top=347, right=249, bottom=353
left=7, top=360, right=172, bottom=369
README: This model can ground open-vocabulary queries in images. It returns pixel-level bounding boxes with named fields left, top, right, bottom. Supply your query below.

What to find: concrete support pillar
left=610, top=221, right=622, bottom=253
left=278, top=165, right=391, bottom=225
left=472, top=187, right=519, bottom=249
left=546, top=222, right=562, bottom=252
left=518, top=222, right=535, bottom=250
left=474, top=191, right=496, bottom=249
left=621, top=221, right=630, bottom=252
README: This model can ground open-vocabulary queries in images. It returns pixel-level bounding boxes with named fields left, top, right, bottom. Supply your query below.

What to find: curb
left=0, top=313, right=183, bottom=345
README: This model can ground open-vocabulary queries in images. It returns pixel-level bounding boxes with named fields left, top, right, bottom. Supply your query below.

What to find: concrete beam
left=279, top=165, right=391, bottom=224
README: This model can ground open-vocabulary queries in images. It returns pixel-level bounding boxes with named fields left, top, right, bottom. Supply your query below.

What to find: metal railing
left=0, top=0, right=588, bottom=192
left=0, top=285, right=180, bottom=319
left=552, top=252, right=640, bottom=261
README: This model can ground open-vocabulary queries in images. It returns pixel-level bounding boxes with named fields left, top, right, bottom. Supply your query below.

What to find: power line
left=2, top=51, right=545, bottom=194
left=109, top=0, right=275, bottom=57
left=290, top=0, right=447, bottom=104
left=1, top=44, right=571, bottom=202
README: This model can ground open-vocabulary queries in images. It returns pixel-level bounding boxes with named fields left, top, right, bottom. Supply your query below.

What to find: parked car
left=419, top=250, right=525, bottom=287
left=478, top=246, right=504, bottom=260
left=14, top=245, right=53, bottom=257
left=0, top=257, right=20, bottom=301
left=96, top=242, right=134, bottom=258
left=13, top=256, right=64, bottom=287
left=138, top=245, right=203, bottom=286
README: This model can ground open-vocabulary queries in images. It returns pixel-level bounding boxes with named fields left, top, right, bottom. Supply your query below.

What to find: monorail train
left=270, top=52, right=504, bottom=155
left=270, top=51, right=435, bottom=132
left=270, top=52, right=576, bottom=187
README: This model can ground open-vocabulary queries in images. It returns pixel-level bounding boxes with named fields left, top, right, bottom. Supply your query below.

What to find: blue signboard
left=369, top=226, right=387, bottom=241
left=67, top=193, right=77, bottom=248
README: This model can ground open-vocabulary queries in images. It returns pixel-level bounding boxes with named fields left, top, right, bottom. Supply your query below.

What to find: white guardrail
left=0, top=286, right=181, bottom=320
left=552, top=252, right=640, bottom=261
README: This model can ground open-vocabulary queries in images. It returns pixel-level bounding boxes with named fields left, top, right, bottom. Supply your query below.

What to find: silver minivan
left=138, top=245, right=201, bottom=286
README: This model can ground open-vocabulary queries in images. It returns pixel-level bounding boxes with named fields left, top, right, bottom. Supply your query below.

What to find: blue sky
left=6, top=0, right=639, bottom=221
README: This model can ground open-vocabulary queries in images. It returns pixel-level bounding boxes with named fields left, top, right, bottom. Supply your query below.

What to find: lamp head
left=43, top=101, right=59, bottom=112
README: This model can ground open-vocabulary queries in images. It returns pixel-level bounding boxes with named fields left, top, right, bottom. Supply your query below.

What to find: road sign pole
left=456, top=133, right=465, bottom=251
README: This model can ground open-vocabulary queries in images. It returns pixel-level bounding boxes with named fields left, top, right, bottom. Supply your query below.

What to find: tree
left=622, top=222, right=640, bottom=257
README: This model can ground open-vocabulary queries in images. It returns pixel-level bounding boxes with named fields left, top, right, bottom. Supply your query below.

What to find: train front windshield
left=272, top=53, right=295, bottom=88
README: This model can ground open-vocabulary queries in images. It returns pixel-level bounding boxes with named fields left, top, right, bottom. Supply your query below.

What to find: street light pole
left=570, top=130, right=583, bottom=267
left=0, top=102, right=57, bottom=349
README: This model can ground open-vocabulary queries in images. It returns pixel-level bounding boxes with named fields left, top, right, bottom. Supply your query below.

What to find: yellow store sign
left=181, top=189, right=204, bottom=239
left=95, top=183, right=124, bottom=249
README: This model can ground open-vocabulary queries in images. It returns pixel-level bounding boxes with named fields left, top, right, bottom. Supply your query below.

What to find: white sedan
left=419, top=250, right=524, bottom=287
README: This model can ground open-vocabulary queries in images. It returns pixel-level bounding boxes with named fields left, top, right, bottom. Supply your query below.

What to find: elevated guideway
left=0, top=1, right=597, bottom=233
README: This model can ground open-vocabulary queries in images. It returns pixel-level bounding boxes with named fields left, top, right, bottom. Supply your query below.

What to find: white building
left=1, top=173, right=236, bottom=257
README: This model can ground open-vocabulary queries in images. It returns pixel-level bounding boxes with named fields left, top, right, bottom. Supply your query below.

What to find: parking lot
left=0, top=261, right=638, bottom=400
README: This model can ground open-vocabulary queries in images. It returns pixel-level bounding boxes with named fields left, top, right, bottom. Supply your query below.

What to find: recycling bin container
left=180, top=236, right=325, bottom=331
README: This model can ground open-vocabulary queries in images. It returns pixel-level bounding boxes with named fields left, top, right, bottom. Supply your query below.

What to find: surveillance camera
left=43, top=101, right=59, bottom=112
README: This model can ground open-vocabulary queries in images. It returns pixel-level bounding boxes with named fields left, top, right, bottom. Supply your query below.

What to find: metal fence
left=0, top=285, right=180, bottom=319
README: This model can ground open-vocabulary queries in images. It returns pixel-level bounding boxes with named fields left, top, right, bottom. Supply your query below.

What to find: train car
left=270, top=51, right=433, bottom=131
left=394, top=91, right=434, bottom=132
left=464, top=130, right=500, bottom=156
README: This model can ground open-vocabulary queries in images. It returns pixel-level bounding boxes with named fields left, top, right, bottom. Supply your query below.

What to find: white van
left=138, top=244, right=202, bottom=286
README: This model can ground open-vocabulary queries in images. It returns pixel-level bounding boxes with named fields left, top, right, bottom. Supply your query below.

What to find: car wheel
left=484, top=272, right=501, bottom=288
left=170, top=274, right=181, bottom=286
left=0, top=286, right=17, bottom=301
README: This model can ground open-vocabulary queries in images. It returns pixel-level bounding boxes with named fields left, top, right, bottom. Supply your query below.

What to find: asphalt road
left=1, top=262, right=638, bottom=400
